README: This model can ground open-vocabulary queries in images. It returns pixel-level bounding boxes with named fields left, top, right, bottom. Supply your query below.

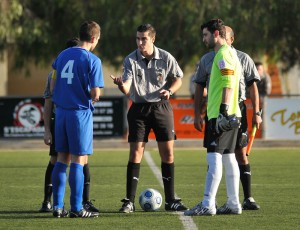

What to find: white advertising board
left=265, top=98, right=300, bottom=140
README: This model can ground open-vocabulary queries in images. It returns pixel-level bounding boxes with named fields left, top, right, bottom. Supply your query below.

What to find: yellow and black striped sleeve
left=51, top=70, right=57, bottom=80
left=220, top=68, right=234, bottom=76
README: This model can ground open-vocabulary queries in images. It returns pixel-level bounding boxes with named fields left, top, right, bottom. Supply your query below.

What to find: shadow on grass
left=0, top=209, right=173, bottom=219
left=0, top=210, right=55, bottom=219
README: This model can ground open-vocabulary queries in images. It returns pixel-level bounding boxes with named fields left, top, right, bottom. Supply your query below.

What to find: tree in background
left=0, top=0, right=299, bottom=72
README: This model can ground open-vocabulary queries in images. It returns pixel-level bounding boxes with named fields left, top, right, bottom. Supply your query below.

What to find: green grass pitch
left=0, top=147, right=299, bottom=229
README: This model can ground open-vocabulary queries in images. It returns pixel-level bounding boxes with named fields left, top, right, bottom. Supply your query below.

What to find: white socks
left=223, top=153, right=240, bottom=208
left=202, top=152, right=222, bottom=208
left=202, top=152, right=240, bottom=209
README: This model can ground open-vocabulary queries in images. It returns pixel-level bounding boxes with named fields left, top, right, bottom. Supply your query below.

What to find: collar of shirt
left=136, top=46, right=161, bottom=62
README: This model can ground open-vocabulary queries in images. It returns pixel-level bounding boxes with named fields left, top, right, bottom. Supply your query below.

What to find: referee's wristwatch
left=255, top=111, right=262, bottom=116
left=168, top=89, right=173, bottom=96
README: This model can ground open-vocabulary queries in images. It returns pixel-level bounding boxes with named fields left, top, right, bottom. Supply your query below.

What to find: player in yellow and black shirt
left=185, top=19, right=242, bottom=216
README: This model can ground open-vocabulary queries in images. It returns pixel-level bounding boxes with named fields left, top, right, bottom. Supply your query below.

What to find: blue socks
left=52, top=162, right=84, bottom=212
left=69, top=163, right=84, bottom=212
left=52, top=162, right=68, bottom=209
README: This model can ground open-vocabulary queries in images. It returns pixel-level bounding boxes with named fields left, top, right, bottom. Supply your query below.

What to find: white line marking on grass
left=144, top=151, right=198, bottom=230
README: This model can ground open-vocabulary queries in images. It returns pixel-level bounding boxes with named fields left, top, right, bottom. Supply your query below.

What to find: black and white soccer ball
left=139, top=188, right=162, bottom=211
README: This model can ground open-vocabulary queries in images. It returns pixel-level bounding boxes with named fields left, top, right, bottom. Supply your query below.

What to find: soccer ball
left=139, top=188, right=162, bottom=211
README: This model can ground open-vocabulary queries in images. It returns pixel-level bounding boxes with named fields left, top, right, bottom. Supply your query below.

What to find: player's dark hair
left=201, top=19, right=226, bottom=39
left=79, top=21, right=101, bottom=42
left=137, top=24, right=156, bottom=37
left=65, top=37, right=79, bottom=48
left=255, top=61, right=263, bottom=67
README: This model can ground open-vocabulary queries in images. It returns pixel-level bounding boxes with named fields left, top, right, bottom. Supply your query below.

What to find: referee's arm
left=168, top=77, right=182, bottom=95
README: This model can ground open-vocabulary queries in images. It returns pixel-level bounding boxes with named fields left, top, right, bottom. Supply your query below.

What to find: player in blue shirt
left=39, top=37, right=100, bottom=214
left=51, top=21, right=104, bottom=218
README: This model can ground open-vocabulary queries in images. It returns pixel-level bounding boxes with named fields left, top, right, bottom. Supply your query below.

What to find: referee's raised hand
left=110, top=75, right=123, bottom=86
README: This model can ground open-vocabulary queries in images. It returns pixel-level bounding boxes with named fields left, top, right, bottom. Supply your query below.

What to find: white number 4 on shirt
left=61, top=60, right=74, bottom=84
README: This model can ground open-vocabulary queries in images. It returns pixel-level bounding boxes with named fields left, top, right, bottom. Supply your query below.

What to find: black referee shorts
left=127, top=100, right=176, bottom=142
left=236, top=101, right=249, bottom=148
left=203, top=115, right=209, bottom=148
left=49, top=116, right=58, bottom=156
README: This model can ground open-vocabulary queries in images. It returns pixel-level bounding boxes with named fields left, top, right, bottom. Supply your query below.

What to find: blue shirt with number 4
left=52, top=47, right=104, bottom=111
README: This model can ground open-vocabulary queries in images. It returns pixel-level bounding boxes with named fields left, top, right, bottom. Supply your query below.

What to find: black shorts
left=127, top=100, right=176, bottom=142
left=236, top=101, right=249, bottom=148
left=49, top=115, right=57, bottom=156
left=206, top=118, right=239, bottom=154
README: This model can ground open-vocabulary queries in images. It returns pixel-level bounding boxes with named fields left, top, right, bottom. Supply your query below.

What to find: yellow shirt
left=207, top=44, right=241, bottom=119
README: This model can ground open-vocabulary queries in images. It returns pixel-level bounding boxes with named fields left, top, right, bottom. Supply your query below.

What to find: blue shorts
left=55, top=108, right=93, bottom=155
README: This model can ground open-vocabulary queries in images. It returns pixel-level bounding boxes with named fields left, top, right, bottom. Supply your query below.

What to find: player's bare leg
left=129, top=142, right=146, bottom=163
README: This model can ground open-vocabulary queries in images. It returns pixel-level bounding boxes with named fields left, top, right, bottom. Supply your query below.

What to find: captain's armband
left=51, top=70, right=57, bottom=80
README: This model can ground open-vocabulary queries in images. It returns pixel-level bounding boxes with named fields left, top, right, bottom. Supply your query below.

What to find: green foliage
left=0, top=0, right=22, bottom=48
left=0, top=0, right=299, bottom=71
